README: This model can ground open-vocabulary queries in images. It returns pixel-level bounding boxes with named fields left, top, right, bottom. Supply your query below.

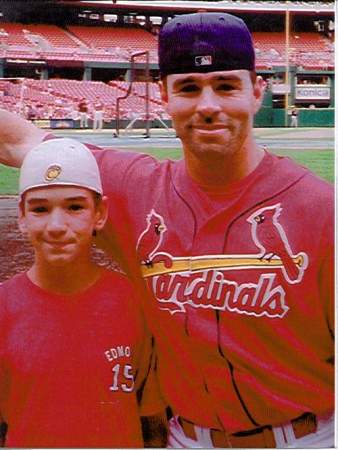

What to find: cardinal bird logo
left=247, top=203, right=308, bottom=284
left=136, top=209, right=167, bottom=267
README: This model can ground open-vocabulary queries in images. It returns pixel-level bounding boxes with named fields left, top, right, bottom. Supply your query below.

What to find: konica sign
left=295, top=86, right=330, bottom=100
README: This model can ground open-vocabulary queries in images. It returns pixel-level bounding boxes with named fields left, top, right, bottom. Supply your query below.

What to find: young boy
left=0, top=138, right=165, bottom=448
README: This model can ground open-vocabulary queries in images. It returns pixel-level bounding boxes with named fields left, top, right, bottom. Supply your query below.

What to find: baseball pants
left=167, top=412, right=335, bottom=448
left=93, top=111, right=103, bottom=130
left=79, top=112, right=88, bottom=128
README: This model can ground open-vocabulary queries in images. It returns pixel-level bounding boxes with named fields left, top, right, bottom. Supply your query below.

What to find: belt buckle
left=291, top=412, right=317, bottom=439
left=210, top=428, right=230, bottom=448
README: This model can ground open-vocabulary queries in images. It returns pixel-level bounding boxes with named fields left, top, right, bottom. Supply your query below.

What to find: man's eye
left=179, top=84, right=199, bottom=93
left=217, top=83, right=235, bottom=91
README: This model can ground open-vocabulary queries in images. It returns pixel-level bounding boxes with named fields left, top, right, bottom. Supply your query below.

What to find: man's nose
left=196, top=88, right=222, bottom=117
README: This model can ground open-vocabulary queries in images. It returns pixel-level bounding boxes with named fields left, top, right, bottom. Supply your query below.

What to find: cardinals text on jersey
left=137, top=205, right=308, bottom=319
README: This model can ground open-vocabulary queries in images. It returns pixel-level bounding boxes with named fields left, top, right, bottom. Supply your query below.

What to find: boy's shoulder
left=0, top=272, right=27, bottom=295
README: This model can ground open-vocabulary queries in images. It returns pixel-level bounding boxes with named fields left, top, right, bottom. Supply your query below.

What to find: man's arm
left=136, top=332, right=168, bottom=447
left=0, top=421, right=7, bottom=447
left=0, top=109, right=47, bottom=167
left=141, top=410, right=168, bottom=448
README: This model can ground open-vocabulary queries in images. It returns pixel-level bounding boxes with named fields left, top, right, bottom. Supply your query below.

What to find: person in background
left=290, top=106, right=299, bottom=127
left=78, top=97, right=89, bottom=128
left=93, top=97, right=105, bottom=130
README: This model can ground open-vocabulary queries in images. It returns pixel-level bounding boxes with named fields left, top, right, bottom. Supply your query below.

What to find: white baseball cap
left=19, top=138, right=103, bottom=197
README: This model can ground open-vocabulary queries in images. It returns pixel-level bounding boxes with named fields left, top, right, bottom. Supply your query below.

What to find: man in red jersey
left=0, top=12, right=334, bottom=448
left=0, top=138, right=166, bottom=448
left=78, top=97, right=89, bottom=128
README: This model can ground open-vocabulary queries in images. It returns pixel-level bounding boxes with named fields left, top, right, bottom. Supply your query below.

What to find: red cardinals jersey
left=93, top=147, right=334, bottom=433
left=0, top=270, right=163, bottom=448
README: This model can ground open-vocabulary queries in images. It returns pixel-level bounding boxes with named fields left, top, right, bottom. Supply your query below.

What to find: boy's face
left=19, top=186, right=107, bottom=268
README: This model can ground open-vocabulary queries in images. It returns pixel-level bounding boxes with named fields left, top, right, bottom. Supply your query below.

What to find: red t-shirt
left=78, top=101, right=88, bottom=113
left=0, top=270, right=164, bottom=448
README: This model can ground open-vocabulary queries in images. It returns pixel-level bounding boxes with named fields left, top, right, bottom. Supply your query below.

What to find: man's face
left=19, top=186, right=107, bottom=268
left=160, top=70, right=265, bottom=162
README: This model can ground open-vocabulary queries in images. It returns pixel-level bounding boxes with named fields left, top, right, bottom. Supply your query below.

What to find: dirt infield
left=0, top=197, right=33, bottom=282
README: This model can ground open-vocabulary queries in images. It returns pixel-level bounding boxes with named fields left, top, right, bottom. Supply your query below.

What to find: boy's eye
left=69, top=204, right=84, bottom=211
left=32, top=206, right=48, bottom=213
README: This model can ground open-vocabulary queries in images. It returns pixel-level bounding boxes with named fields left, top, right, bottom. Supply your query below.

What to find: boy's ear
left=18, top=202, right=28, bottom=234
left=94, top=196, right=108, bottom=232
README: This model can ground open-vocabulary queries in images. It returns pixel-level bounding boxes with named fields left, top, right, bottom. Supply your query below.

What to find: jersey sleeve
left=121, top=279, right=167, bottom=417
left=132, top=303, right=167, bottom=418
left=137, top=339, right=166, bottom=417
left=318, top=210, right=334, bottom=337
left=91, top=145, right=156, bottom=201
left=90, top=145, right=160, bottom=280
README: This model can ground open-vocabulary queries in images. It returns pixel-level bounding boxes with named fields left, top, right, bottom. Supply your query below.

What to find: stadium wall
left=254, top=108, right=334, bottom=127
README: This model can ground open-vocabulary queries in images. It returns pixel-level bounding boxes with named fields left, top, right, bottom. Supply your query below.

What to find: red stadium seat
left=0, top=78, right=166, bottom=120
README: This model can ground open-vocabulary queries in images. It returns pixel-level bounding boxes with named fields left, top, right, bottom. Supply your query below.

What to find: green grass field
left=0, top=148, right=334, bottom=195
left=0, top=147, right=334, bottom=195
left=0, top=165, right=20, bottom=195
left=269, top=149, right=334, bottom=183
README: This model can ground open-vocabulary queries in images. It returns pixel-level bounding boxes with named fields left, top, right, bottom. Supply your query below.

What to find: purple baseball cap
left=158, top=12, right=255, bottom=77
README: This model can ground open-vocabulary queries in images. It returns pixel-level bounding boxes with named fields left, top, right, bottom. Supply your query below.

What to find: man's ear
left=253, top=75, right=266, bottom=114
left=94, top=195, right=109, bottom=232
